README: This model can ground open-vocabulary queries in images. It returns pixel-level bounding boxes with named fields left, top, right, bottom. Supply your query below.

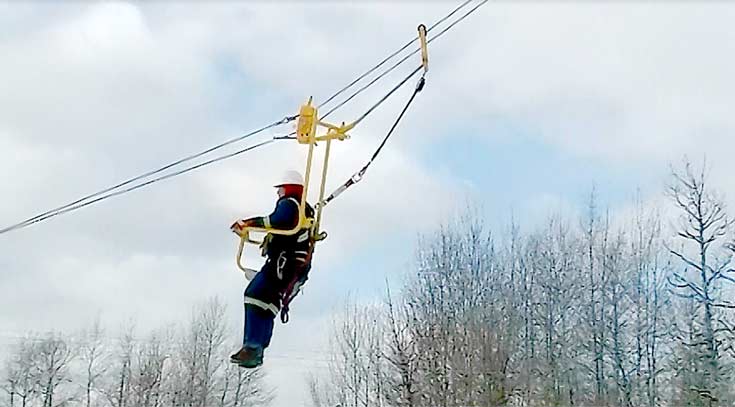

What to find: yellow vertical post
left=296, top=97, right=318, bottom=228
left=418, top=24, right=429, bottom=74
left=313, top=136, right=333, bottom=238
left=300, top=133, right=316, bottom=228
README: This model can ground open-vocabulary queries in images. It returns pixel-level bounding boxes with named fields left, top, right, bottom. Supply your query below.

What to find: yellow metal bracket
left=296, top=98, right=354, bottom=144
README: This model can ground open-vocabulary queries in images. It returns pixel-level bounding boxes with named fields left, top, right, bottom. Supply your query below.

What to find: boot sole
left=237, top=360, right=262, bottom=368
left=230, top=357, right=262, bottom=368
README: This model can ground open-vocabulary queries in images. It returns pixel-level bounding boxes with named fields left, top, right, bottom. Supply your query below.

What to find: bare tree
left=174, top=297, right=229, bottom=407
left=722, top=242, right=735, bottom=361
left=603, top=228, right=635, bottom=407
left=3, top=337, right=39, bottom=407
left=399, top=212, right=513, bottom=406
left=307, top=373, right=338, bottom=407
left=667, top=158, right=735, bottom=405
left=313, top=299, right=383, bottom=407
left=628, top=193, right=671, bottom=407
left=100, top=321, right=135, bottom=407
left=127, top=330, right=170, bottom=407
left=580, top=190, right=606, bottom=404
left=526, top=214, right=584, bottom=406
left=33, top=334, right=76, bottom=407
left=383, top=285, right=418, bottom=407
left=217, top=363, right=273, bottom=407
left=79, top=318, right=107, bottom=407
left=309, top=295, right=408, bottom=407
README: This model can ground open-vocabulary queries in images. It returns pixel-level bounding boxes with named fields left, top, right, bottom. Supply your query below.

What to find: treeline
left=310, top=159, right=735, bottom=407
left=1, top=299, right=272, bottom=407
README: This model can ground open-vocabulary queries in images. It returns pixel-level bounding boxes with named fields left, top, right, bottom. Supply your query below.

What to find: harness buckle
left=276, top=253, right=287, bottom=280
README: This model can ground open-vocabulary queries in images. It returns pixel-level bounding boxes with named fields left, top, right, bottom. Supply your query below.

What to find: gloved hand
left=230, top=218, right=257, bottom=234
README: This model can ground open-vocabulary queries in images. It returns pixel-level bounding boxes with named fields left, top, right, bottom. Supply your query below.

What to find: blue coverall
left=242, top=195, right=313, bottom=354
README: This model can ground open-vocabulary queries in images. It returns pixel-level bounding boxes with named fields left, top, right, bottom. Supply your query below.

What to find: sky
left=2, top=1, right=735, bottom=406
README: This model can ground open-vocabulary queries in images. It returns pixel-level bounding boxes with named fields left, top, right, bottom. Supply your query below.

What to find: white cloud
left=3, top=2, right=735, bottom=406
left=444, top=3, right=735, bottom=163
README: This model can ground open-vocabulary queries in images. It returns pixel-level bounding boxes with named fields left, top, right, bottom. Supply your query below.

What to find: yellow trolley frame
left=236, top=24, right=429, bottom=274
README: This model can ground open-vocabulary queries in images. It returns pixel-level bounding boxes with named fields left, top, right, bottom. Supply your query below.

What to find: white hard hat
left=274, top=170, right=304, bottom=187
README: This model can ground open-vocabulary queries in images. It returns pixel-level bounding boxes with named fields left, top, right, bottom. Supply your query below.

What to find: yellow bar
left=313, top=137, right=332, bottom=238
left=318, top=121, right=342, bottom=132
left=236, top=232, right=259, bottom=274
left=299, top=121, right=317, bottom=229
left=237, top=120, right=318, bottom=240
left=418, top=24, right=429, bottom=74
left=236, top=235, right=247, bottom=272
left=317, top=120, right=355, bottom=135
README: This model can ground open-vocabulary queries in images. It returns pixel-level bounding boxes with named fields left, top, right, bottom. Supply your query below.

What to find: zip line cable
left=12, top=64, right=425, bottom=231
left=0, top=118, right=294, bottom=235
left=316, top=0, right=474, bottom=110
left=321, top=0, right=488, bottom=123
left=0, top=0, right=489, bottom=235
left=14, top=139, right=279, bottom=230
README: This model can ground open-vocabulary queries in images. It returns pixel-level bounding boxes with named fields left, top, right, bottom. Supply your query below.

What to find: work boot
left=229, top=346, right=263, bottom=368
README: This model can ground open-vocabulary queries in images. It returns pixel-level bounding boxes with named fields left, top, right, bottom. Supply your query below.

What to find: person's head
left=274, top=170, right=304, bottom=198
